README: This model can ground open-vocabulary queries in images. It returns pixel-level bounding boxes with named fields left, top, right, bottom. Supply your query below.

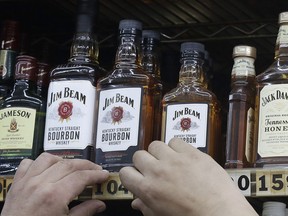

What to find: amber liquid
left=161, top=83, right=220, bottom=161
left=254, top=55, right=288, bottom=167
left=96, top=67, right=154, bottom=172
left=225, top=76, right=255, bottom=168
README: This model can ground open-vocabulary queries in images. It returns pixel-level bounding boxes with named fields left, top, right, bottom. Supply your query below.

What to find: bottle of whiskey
left=225, top=45, right=256, bottom=169
left=161, top=42, right=221, bottom=160
left=141, top=29, right=163, bottom=140
left=0, top=55, right=46, bottom=175
left=43, top=0, right=104, bottom=160
left=0, top=20, right=20, bottom=99
left=254, top=11, right=288, bottom=167
left=36, top=62, right=50, bottom=100
left=95, top=19, right=155, bottom=172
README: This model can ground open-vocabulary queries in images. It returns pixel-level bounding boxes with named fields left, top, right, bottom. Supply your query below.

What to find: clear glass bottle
left=0, top=20, right=20, bottom=99
left=95, top=19, right=155, bottom=172
left=262, top=201, right=286, bottom=216
left=254, top=11, right=288, bottom=167
left=141, top=29, right=163, bottom=140
left=0, top=55, right=46, bottom=175
left=161, top=42, right=221, bottom=160
left=225, top=45, right=256, bottom=168
left=43, top=0, right=104, bottom=160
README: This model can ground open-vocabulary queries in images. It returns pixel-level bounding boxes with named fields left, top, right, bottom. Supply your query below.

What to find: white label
left=164, top=103, right=208, bottom=147
left=232, top=57, right=255, bottom=77
left=277, top=25, right=288, bottom=45
left=258, top=84, right=288, bottom=157
left=44, top=80, right=97, bottom=150
left=96, top=87, right=142, bottom=152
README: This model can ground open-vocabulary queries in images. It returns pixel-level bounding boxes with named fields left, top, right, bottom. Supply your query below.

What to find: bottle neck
left=115, top=33, right=141, bottom=68
left=141, top=39, right=161, bottom=78
left=231, top=56, right=255, bottom=80
left=68, top=32, right=99, bottom=64
left=179, top=57, right=205, bottom=85
left=274, top=23, right=288, bottom=58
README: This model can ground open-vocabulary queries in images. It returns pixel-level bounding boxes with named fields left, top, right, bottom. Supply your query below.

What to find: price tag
left=0, top=178, right=4, bottom=202
left=255, top=170, right=271, bottom=196
left=270, top=170, right=286, bottom=195
left=234, top=170, right=251, bottom=196
left=92, top=172, right=133, bottom=200
left=226, top=169, right=251, bottom=196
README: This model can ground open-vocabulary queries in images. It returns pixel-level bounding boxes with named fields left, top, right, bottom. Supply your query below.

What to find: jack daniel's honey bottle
left=95, top=20, right=155, bottom=172
left=161, top=42, right=221, bottom=160
left=43, top=0, right=104, bottom=160
left=254, top=11, right=288, bottom=167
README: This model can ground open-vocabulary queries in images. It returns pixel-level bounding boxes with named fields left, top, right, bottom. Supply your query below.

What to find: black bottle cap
left=76, top=0, right=98, bottom=33
left=142, top=30, right=160, bottom=40
left=119, top=19, right=142, bottom=31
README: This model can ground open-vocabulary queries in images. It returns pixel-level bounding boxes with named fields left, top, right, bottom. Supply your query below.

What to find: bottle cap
left=181, top=42, right=205, bottom=54
left=0, top=20, right=20, bottom=50
left=262, top=201, right=286, bottom=216
left=15, top=55, right=38, bottom=82
left=232, top=45, right=257, bottom=59
left=142, top=30, right=160, bottom=40
left=119, top=19, right=142, bottom=31
left=279, top=11, right=288, bottom=24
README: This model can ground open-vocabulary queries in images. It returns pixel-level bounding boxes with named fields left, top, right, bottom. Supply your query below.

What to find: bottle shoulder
left=256, top=58, right=288, bottom=83
left=50, top=61, right=103, bottom=82
left=97, top=67, right=155, bottom=87
left=163, top=85, right=218, bottom=103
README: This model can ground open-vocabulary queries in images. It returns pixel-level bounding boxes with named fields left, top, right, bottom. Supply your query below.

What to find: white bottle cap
left=262, top=201, right=286, bottom=216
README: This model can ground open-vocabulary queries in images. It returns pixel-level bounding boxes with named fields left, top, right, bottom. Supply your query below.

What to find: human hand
left=119, top=138, right=257, bottom=216
left=1, top=152, right=109, bottom=216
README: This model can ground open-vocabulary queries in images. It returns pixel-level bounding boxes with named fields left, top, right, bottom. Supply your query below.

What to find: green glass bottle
left=0, top=55, right=46, bottom=175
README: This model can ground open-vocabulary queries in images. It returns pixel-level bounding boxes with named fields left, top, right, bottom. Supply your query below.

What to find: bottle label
left=96, top=87, right=142, bottom=152
left=0, top=50, right=17, bottom=80
left=277, top=25, right=288, bottom=45
left=232, top=57, right=255, bottom=77
left=258, top=84, right=288, bottom=157
left=44, top=80, right=97, bottom=150
left=164, top=103, right=208, bottom=147
left=245, top=107, right=254, bottom=163
left=0, top=107, right=36, bottom=157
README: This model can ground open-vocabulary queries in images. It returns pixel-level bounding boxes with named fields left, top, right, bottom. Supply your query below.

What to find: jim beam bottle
left=141, top=30, right=163, bottom=140
left=0, top=55, right=46, bottom=175
left=225, top=45, right=256, bottom=168
left=254, top=11, right=288, bottom=167
left=43, top=0, right=104, bottom=160
left=0, top=20, right=20, bottom=99
left=161, top=42, right=221, bottom=160
left=95, top=19, right=155, bottom=172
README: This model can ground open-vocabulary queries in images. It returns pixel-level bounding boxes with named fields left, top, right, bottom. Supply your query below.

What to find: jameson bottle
left=161, top=42, right=221, bottom=160
left=225, top=45, right=256, bottom=169
left=43, top=0, right=104, bottom=160
left=254, top=11, right=288, bottom=167
left=141, top=30, right=163, bottom=140
left=95, top=20, right=155, bottom=172
left=0, top=20, right=20, bottom=99
left=0, top=55, right=46, bottom=175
